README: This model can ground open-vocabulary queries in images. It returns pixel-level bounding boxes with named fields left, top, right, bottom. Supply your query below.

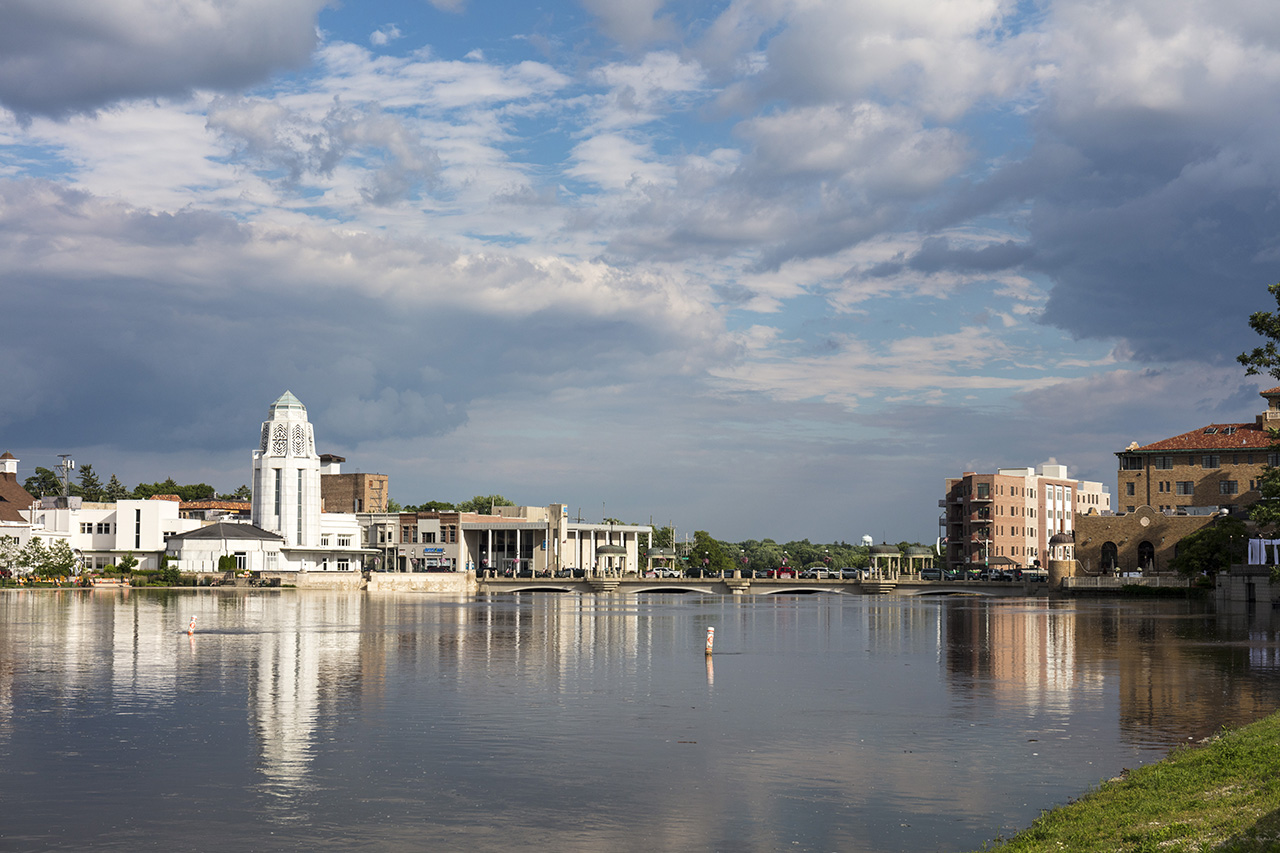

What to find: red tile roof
left=1128, top=422, right=1275, bottom=453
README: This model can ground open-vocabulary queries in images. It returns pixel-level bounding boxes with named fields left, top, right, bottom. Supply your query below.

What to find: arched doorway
left=1101, top=542, right=1118, bottom=572
left=1138, top=541, right=1156, bottom=572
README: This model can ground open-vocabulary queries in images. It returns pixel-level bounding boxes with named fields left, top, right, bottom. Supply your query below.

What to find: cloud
left=207, top=97, right=442, bottom=204
left=370, top=25, right=403, bottom=47
left=0, top=0, right=330, bottom=119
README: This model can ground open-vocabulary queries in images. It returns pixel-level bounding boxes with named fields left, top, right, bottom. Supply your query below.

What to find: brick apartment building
left=942, top=463, right=1110, bottom=572
left=1113, top=387, right=1280, bottom=514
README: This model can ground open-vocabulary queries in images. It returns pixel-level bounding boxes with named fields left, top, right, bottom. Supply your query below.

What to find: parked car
left=839, top=567, right=868, bottom=579
left=920, top=568, right=942, bottom=581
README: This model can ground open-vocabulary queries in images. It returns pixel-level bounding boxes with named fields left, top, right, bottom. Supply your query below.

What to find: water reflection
left=3, top=590, right=1280, bottom=853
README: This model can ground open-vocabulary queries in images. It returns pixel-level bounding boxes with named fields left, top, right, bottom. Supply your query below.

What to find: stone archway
left=1101, top=542, right=1118, bottom=572
left=1138, top=541, right=1156, bottom=572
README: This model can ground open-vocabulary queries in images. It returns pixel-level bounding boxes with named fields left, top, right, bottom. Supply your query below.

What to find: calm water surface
left=2, top=590, right=1280, bottom=852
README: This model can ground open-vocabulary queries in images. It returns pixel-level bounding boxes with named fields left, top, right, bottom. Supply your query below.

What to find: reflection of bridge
left=476, top=576, right=1048, bottom=596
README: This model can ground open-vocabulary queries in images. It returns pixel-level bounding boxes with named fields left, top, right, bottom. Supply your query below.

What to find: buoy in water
left=705, top=626, right=714, bottom=655
left=188, top=615, right=197, bottom=635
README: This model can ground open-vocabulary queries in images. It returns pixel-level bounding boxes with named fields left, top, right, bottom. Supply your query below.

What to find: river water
left=2, top=589, right=1279, bottom=852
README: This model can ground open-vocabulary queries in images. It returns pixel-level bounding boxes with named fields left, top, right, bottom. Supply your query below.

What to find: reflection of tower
left=252, top=392, right=320, bottom=547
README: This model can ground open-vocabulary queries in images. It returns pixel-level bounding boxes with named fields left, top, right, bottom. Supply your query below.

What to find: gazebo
left=903, top=545, right=934, bottom=575
left=869, top=544, right=902, bottom=579
left=646, top=547, right=676, bottom=575
left=595, top=544, right=627, bottom=576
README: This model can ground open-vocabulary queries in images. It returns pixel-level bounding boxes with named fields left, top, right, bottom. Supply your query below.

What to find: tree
left=405, top=500, right=455, bottom=512
left=76, top=464, right=105, bottom=502
left=117, top=552, right=138, bottom=573
left=104, top=474, right=130, bottom=502
left=42, top=540, right=79, bottom=578
left=23, top=467, right=61, bottom=497
left=386, top=498, right=403, bottom=512
left=1169, top=517, right=1248, bottom=577
left=1250, top=429, right=1280, bottom=534
left=18, top=538, right=47, bottom=574
left=1239, top=283, right=1280, bottom=380
left=455, top=495, right=515, bottom=514
left=217, top=485, right=252, bottom=501
left=690, top=530, right=734, bottom=574
left=0, top=535, right=20, bottom=575
left=133, top=479, right=216, bottom=501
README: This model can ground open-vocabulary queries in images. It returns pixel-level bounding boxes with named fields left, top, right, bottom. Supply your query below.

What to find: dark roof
left=0, top=465, right=34, bottom=523
left=168, top=523, right=283, bottom=542
left=1124, top=422, right=1273, bottom=453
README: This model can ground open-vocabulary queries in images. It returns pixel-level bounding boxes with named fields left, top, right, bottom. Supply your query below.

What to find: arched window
left=1101, top=542, right=1118, bottom=571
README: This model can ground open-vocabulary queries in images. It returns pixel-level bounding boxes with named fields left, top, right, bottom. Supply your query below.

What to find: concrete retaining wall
left=367, top=571, right=476, bottom=594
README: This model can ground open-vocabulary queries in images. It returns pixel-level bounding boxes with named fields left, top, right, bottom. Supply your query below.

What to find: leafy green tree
left=1170, top=517, right=1248, bottom=577
left=104, top=474, right=130, bottom=501
left=1239, top=283, right=1280, bottom=380
left=75, top=464, right=105, bottom=502
left=117, top=552, right=138, bottom=573
left=216, top=485, right=252, bottom=501
left=133, top=479, right=216, bottom=501
left=385, top=498, right=403, bottom=512
left=689, top=530, right=734, bottom=574
left=405, top=500, right=455, bottom=512
left=18, top=538, right=47, bottom=574
left=155, top=557, right=181, bottom=585
left=0, top=535, right=20, bottom=575
left=43, top=540, right=79, bottom=577
left=455, top=495, right=516, bottom=514
left=23, top=467, right=61, bottom=497
left=1249, top=428, right=1280, bottom=535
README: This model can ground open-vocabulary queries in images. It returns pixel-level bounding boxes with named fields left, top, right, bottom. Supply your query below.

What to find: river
left=1, top=589, right=1278, bottom=852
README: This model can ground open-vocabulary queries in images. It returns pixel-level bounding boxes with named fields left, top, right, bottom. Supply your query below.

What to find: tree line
left=23, top=464, right=250, bottom=503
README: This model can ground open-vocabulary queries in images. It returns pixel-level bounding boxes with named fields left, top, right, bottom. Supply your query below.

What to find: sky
left=4, top=0, right=1280, bottom=544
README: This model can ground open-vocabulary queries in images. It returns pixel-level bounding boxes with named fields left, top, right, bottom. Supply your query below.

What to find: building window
left=321, top=536, right=330, bottom=547
left=1270, top=453, right=1280, bottom=468
left=1220, top=481, right=1239, bottom=495
left=1120, top=456, right=1144, bottom=470
left=235, top=552, right=246, bottom=571
left=81, top=523, right=93, bottom=534
left=338, top=536, right=351, bottom=547
left=1126, top=482, right=1135, bottom=496
left=337, top=559, right=349, bottom=571
left=1176, top=482, right=1194, bottom=495
left=98, top=522, right=111, bottom=534
left=412, top=528, right=418, bottom=543
left=1153, top=456, right=1174, bottom=469
left=1203, top=455, right=1220, bottom=469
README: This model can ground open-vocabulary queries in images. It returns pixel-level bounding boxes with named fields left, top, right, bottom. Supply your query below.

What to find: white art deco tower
left=252, top=391, right=320, bottom=548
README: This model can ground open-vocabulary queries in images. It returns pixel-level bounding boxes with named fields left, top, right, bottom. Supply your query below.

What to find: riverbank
left=978, top=710, right=1280, bottom=852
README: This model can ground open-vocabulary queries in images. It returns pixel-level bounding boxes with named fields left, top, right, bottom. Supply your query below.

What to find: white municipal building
left=167, top=392, right=367, bottom=580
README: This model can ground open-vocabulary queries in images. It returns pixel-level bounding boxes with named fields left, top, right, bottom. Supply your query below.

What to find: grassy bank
left=979, top=710, right=1280, bottom=852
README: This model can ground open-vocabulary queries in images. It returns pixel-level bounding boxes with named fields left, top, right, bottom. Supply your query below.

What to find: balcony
left=969, top=514, right=992, bottom=525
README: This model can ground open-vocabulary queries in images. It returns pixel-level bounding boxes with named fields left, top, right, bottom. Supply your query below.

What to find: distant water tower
left=861, top=535, right=873, bottom=547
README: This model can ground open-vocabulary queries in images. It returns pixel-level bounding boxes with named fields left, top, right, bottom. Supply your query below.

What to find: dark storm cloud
left=0, top=179, right=687, bottom=457
left=0, top=0, right=328, bottom=119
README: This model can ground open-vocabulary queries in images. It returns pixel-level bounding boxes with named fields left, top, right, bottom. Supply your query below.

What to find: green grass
left=978, top=711, right=1280, bottom=852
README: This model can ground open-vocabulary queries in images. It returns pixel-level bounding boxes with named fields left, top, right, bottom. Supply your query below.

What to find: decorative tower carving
left=251, top=391, right=320, bottom=547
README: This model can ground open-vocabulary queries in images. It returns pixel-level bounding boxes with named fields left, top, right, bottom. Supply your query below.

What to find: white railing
left=1062, top=576, right=1190, bottom=589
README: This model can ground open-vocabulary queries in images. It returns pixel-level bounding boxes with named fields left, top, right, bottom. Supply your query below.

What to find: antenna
left=57, top=455, right=76, bottom=497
